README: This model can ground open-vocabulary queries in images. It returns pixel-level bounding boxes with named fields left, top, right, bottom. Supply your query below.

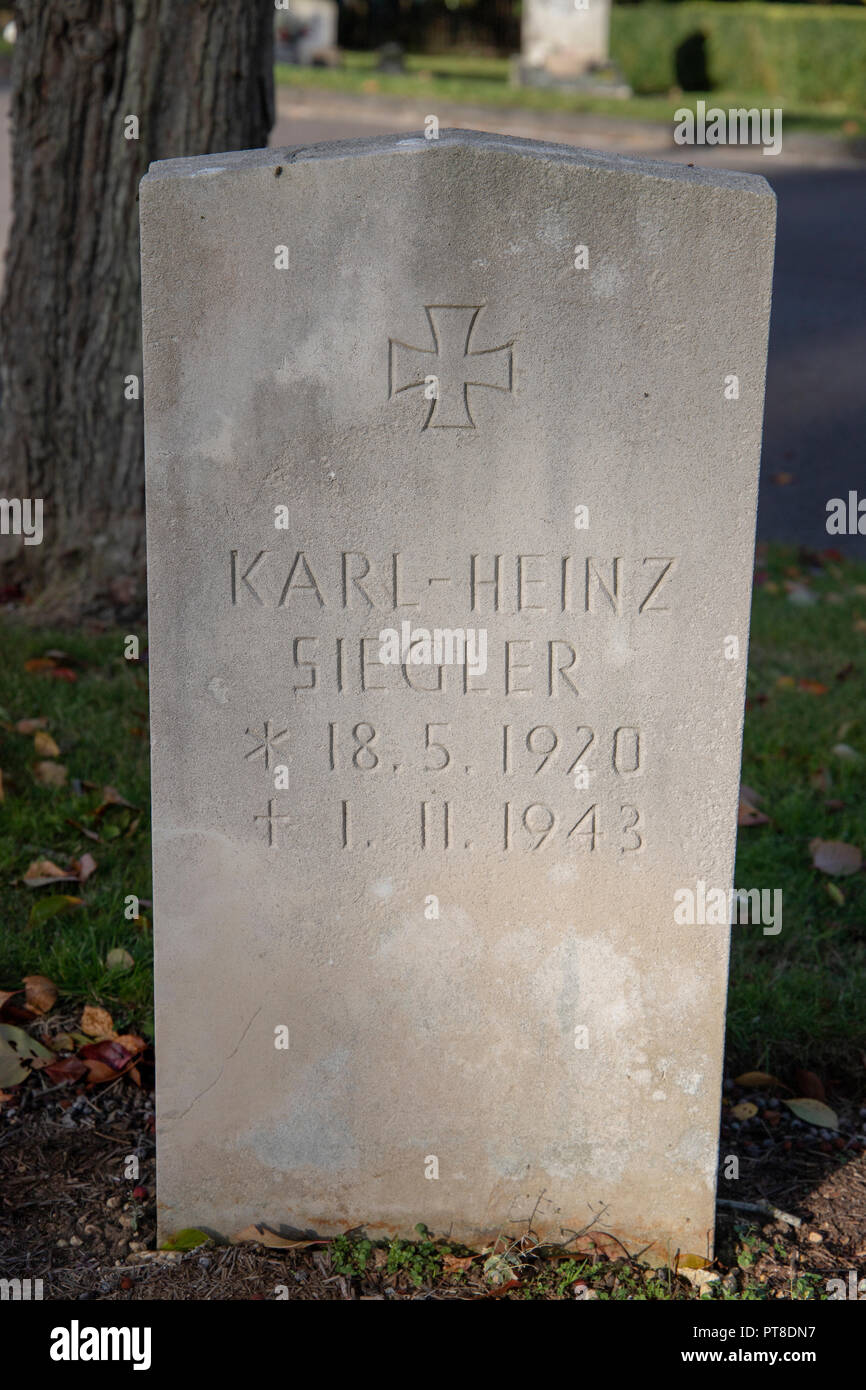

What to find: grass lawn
left=0, top=632, right=153, bottom=1035
left=275, top=53, right=865, bottom=139
left=1, top=543, right=864, bottom=1076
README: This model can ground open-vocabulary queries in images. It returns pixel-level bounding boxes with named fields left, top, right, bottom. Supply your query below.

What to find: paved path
left=1, top=85, right=863, bottom=554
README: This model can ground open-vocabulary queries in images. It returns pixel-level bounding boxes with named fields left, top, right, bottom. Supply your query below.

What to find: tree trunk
left=0, top=0, right=274, bottom=615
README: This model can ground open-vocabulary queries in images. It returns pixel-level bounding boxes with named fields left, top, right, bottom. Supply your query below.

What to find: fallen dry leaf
left=732, top=1101, right=758, bottom=1121
left=24, top=657, right=56, bottom=673
left=794, top=1069, right=826, bottom=1102
left=79, top=1039, right=134, bottom=1071
left=74, top=852, right=97, bottom=883
left=33, top=760, right=68, bottom=788
left=44, top=1056, right=88, bottom=1085
left=230, top=1224, right=324, bottom=1250
left=738, top=796, right=769, bottom=828
left=98, top=785, right=137, bottom=809
left=798, top=679, right=829, bottom=696
left=114, top=1033, right=146, bottom=1056
left=80, top=1005, right=115, bottom=1039
left=15, top=717, right=49, bottom=734
left=740, top=785, right=763, bottom=806
left=23, top=975, right=57, bottom=1015
left=33, top=730, right=60, bottom=758
left=81, top=1057, right=118, bottom=1086
left=733, top=1071, right=789, bottom=1091
left=810, top=839, right=863, bottom=876
left=23, top=859, right=78, bottom=888
left=770, top=472, right=793, bottom=485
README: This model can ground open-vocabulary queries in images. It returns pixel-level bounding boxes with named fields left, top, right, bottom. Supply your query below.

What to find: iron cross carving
left=388, top=305, right=513, bottom=429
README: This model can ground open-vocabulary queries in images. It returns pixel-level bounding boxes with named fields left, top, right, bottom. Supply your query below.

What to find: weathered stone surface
left=141, top=130, right=775, bottom=1259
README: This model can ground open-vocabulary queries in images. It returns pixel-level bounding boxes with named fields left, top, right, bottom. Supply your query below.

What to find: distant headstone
left=519, top=0, right=628, bottom=95
left=376, top=41, right=406, bottom=75
left=141, top=130, right=775, bottom=1261
left=275, top=0, right=338, bottom=67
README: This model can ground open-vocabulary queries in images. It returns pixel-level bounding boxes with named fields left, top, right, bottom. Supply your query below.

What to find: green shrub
left=611, top=4, right=866, bottom=107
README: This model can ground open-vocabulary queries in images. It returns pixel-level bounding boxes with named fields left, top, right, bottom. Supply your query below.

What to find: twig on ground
left=717, top=1198, right=802, bottom=1228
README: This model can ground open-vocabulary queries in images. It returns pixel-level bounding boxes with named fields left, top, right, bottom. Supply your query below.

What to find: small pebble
left=807, top=1231, right=823, bottom=1244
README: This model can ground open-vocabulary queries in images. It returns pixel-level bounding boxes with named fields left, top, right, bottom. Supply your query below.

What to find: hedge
left=610, top=4, right=866, bottom=106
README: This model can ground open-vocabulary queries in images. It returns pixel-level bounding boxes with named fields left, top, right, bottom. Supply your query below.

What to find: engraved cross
left=388, top=305, right=513, bottom=429
left=254, top=799, right=292, bottom=848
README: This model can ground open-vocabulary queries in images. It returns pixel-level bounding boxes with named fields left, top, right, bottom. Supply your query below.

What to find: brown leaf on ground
left=798, top=679, right=830, bottom=695
left=81, top=1057, right=119, bottom=1086
left=80, top=1005, right=115, bottom=1039
left=96, top=786, right=137, bottom=810
left=44, top=1055, right=88, bottom=1085
left=114, top=1034, right=146, bottom=1056
left=738, top=796, right=769, bottom=827
left=79, top=1040, right=134, bottom=1072
left=230, top=1224, right=324, bottom=1250
left=15, top=717, right=49, bottom=733
left=33, top=730, right=60, bottom=757
left=794, top=1070, right=826, bottom=1102
left=23, top=975, right=57, bottom=1015
left=740, top=784, right=763, bottom=805
left=73, top=853, right=97, bottom=883
left=23, top=859, right=78, bottom=888
left=442, top=1253, right=477, bottom=1273
left=24, top=657, right=56, bottom=673
left=734, top=1071, right=790, bottom=1091
left=810, top=839, right=863, bottom=876
left=33, top=760, right=68, bottom=788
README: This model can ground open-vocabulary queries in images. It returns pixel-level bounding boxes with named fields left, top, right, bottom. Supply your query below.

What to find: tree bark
left=0, top=0, right=274, bottom=612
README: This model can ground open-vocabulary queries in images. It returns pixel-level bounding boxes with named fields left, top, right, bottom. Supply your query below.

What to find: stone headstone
left=519, top=0, right=627, bottom=94
left=275, top=0, right=338, bottom=67
left=140, top=130, right=775, bottom=1262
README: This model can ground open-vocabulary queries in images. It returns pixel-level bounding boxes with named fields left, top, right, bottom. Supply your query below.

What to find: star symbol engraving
left=245, top=720, right=290, bottom=770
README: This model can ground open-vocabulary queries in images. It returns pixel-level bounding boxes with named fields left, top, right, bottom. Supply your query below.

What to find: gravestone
left=276, top=0, right=338, bottom=67
left=140, top=130, right=775, bottom=1261
left=520, top=0, right=626, bottom=93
